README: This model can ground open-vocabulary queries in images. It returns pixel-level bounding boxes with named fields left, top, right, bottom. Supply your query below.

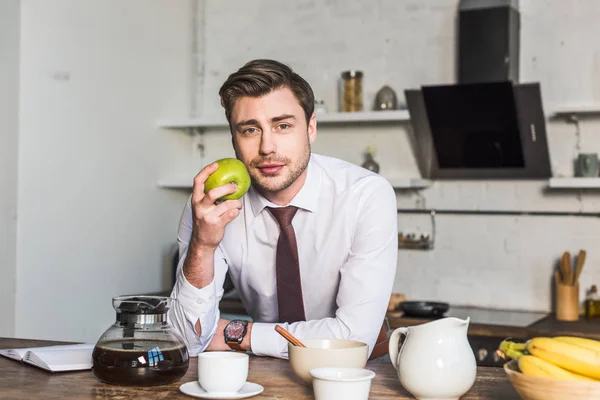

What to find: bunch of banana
left=497, top=336, right=600, bottom=382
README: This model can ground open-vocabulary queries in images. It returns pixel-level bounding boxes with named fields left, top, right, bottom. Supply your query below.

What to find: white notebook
left=0, top=343, right=94, bottom=372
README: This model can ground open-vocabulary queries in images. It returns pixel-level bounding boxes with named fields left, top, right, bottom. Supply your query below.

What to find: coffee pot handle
left=388, top=327, right=408, bottom=369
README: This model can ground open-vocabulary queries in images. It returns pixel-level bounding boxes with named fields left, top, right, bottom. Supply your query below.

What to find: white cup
left=310, top=367, right=375, bottom=400
left=197, top=352, right=249, bottom=393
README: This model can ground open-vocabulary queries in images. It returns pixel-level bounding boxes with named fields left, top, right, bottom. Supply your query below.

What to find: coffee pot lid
left=113, top=295, right=170, bottom=315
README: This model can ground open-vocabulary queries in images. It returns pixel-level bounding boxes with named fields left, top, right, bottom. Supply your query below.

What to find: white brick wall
left=193, top=0, right=600, bottom=312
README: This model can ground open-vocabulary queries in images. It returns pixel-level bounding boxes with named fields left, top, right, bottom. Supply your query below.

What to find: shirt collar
left=248, top=155, right=321, bottom=216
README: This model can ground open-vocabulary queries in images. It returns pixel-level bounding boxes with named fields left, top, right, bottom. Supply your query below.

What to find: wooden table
left=0, top=337, right=519, bottom=399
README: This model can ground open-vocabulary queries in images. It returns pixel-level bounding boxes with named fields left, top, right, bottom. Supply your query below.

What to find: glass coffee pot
left=92, top=295, right=189, bottom=386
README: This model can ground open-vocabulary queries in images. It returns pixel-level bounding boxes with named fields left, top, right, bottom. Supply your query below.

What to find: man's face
left=230, top=87, right=316, bottom=194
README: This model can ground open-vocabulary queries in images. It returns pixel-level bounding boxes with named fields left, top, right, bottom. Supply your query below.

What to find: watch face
left=226, top=321, right=245, bottom=339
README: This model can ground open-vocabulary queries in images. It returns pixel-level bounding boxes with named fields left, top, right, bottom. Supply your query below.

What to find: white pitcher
left=388, top=317, right=476, bottom=400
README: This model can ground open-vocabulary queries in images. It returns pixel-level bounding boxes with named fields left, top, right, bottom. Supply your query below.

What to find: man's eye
left=243, top=127, right=257, bottom=134
left=278, top=124, right=290, bottom=130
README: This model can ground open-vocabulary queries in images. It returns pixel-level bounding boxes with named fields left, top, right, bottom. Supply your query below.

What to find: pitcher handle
left=388, top=327, right=408, bottom=369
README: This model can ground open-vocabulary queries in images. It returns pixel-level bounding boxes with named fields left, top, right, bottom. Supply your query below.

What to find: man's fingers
left=216, top=200, right=242, bottom=225
left=212, top=199, right=243, bottom=217
left=198, top=201, right=241, bottom=229
left=198, top=200, right=241, bottom=227
left=192, top=162, right=219, bottom=201
left=220, top=207, right=241, bottom=225
left=202, top=183, right=238, bottom=206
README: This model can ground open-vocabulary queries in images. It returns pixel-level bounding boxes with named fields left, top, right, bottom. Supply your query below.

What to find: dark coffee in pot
left=92, top=339, right=189, bottom=386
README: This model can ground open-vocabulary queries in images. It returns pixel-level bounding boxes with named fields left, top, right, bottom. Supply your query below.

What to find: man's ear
left=308, top=113, right=317, bottom=144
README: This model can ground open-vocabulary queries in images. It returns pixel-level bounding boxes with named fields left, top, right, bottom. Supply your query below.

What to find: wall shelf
left=387, top=178, right=432, bottom=189
left=156, top=179, right=197, bottom=189
left=548, top=177, right=600, bottom=189
left=158, top=176, right=431, bottom=190
left=552, top=104, right=600, bottom=117
left=156, top=109, right=426, bottom=191
left=157, top=110, right=410, bottom=130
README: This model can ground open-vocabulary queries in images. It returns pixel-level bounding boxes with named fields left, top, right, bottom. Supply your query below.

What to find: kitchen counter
left=529, top=315, right=600, bottom=339
left=387, top=311, right=600, bottom=340
left=0, top=337, right=519, bottom=399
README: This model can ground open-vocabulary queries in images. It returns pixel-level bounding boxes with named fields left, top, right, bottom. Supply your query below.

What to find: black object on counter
left=400, top=301, right=450, bottom=318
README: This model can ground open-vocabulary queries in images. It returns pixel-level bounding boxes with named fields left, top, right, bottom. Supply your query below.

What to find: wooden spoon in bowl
left=274, top=325, right=306, bottom=348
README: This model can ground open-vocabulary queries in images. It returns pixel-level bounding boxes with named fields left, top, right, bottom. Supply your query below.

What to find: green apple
left=204, top=158, right=251, bottom=201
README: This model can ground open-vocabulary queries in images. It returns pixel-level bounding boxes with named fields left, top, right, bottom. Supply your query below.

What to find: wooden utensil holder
left=556, top=281, right=579, bottom=321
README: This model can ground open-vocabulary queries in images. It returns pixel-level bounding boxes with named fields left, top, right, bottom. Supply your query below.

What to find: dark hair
left=219, top=59, right=315, bottom=125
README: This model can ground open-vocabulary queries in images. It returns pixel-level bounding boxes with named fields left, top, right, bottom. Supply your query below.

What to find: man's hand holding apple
left=183, top=159, right=250, bottom=289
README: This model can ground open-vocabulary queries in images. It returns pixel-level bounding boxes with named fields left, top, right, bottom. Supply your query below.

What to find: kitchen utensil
left=388, top=317, right=476, bottom=399
left=556, top=279, right=580, bottom=321
left=274, top=325, right=306, bottom=348
left=310, top=367, right=375, bottom=400
left=560, top=252, right=572, bottom=285
left=288, top=339, right=368, bottom=386
left=400, top=301, right=449, bottom=318
left=573, top=249, right=586, bottom=286
left=504, top=360, right=600, bottom=400
left=555, top=270, right=562, bottom=285
left=92, top=295, right=189, bottom=386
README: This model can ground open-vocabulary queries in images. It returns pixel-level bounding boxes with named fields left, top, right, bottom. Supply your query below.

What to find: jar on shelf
left=341, top=70, right=363, bottom=112
left=374, top=85, right=398, bottom=111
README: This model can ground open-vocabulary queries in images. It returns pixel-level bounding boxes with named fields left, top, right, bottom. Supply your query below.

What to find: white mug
left=197, top=352, right=249, bottom=393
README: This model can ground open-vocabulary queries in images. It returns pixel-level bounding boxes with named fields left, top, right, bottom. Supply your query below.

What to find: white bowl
left=288, top=338, right=369, bottom=386
left=310, top=367, right=376, bottom=400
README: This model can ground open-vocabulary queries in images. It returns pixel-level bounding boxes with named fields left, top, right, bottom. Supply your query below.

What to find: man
left=168, top=59, right=398, bottom=360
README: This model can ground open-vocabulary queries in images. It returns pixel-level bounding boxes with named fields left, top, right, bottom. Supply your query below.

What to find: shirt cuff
left=174, top=270, right=219, bottom=339
left=250, top=322, right=289, bottom=359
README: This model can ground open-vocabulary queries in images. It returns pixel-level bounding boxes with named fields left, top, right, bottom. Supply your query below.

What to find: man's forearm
left=183, top=238, right=216, bottom=289
left=182, top=239, right=218, bottom=338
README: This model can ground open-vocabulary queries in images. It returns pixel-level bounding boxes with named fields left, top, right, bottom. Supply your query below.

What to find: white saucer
left=179, top=381, right=264, bottom=399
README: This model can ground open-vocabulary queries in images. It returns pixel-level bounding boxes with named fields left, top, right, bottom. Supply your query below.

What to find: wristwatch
left=224, top=320, right=248, bottom=351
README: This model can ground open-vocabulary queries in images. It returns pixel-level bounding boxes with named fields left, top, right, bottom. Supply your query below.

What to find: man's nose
left=259, top=131, right=275, bottom=155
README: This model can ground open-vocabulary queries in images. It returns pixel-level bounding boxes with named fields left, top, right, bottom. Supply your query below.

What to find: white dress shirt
left=168, top=153, right=398, bottom=359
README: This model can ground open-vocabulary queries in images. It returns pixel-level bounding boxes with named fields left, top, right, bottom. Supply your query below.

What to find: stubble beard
left=242, top=142, right=311, bottom=194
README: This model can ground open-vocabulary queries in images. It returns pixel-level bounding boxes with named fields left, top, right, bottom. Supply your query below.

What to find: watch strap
left=226, top=340, right=244, bottom=351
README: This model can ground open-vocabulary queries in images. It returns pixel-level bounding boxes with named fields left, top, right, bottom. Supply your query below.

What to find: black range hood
left=405, top=81, right=552, bottom=179
left=405, top=0, right=551, bottom=180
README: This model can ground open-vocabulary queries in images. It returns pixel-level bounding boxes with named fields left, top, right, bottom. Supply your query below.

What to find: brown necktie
left=268, top=206, right=306, bottom=323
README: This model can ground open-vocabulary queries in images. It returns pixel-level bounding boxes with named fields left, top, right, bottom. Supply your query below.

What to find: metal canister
left=341, top=70, right=363, bottom=112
